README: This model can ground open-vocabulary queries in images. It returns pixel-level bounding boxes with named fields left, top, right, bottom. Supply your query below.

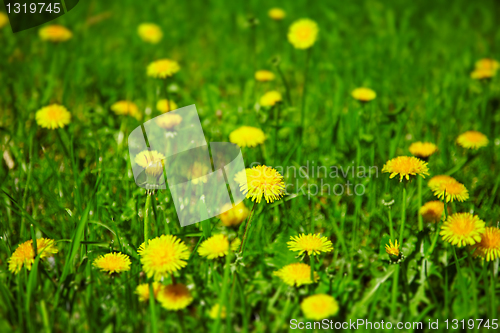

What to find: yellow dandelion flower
left=238, top=165, right=285, bottom=203
left=157, top=283, right=193, bottom=311
left=255, top=70, right=275, bottom=82
left=93, top=252, right=131, bottom=274
left=156, top=99, right=178, bottom=113
left=433, top=179, right=469, bottom=203
left=288, top=233, right=333, bottom=256
left=268, top=8, right=286, bottom=20
left=288, top=19, right=318, bottom=49
left=0, top=12, right=8, bottom=29
left=135, top=282, right=164, bottom=302
left=382, top=156, right=429, bottom=182
left=134, top=150, right=165, bottom=177
left=197, top=234, right=240, bottom=259
left=471, top=68, right=495, bottom=80
left=209, top=304, right=227, bottom=319
left=39, top=24, right=72, bottom=42
left=111, top=101, right=142, bottom=120
left=475, top=58, right=499, bottom=71
left=419, top=201, right=445, bottom=223
left=440, top=213, right=485, bottom=247
left=273, top=263, right=319, bottom=287
left=301, top=294, right=339, bottom=320
left=456, top=131, right=489, bottom=150
left=351, top=87, right=376, bottom=102
left=156, top=113, right=182, bottom=130
left=188, top=161, right=209, bottom=185
left=8, top=238, right=58, bottom=274
left=385, top=239, right=400, bottom=257
left=409, top=141, right=438, bottom=159
left=35, top=104, right=71, bottom=129
left=472, top=227, right=500, bottom=262
left=147, top=59, right=180, bottom=79
left=229, top=126, right=266, bottom=148
left=218, top=202, right=249, bottom=227
left=427, top=175, right=457, bottom=190
left=138, top=235, right=190, bottom=281
left=260, top=91, right=282, bottom=107
left=138, top=23, right=163, bottom=44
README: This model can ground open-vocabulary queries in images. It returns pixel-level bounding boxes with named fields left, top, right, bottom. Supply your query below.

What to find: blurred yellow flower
left=382, top=156, right=429, bottom=182
left=255, top=70, right=275, bottom=82
left=419, top=201, right=445, bottom=223
left=475, top=58, right=499, bottom=71
left=138, top=235, right=190, bottom=281
left=209, top=304, right=227, bottom=319
left=238, top=165, right=285, bottom=203
left=229, top=126, right=266, bottom=148
left=156, top=99, right=178, bottom=113
left=288, top=233, right=333, bottom=256
left=301, top=294, right=339, bottom=320
left=156, top=113, right=182, bottom=130
left=134, top=150, right=165, bottom=176
left=470, top=68, right=495, bottom=80
left=427, top=175, right=456, bottom=190
left=287, top=19, right=318, bottom=49
left=93, top=252, right=131, bottom=274
left=385, top=239, right=399, bottom=257
left=440, top=213, right=485, bottom=247
left=198, top=234, right=240, bottom=259
left=0, top=12, right=8, bottom=29
left=456, top=130, right=489, bottom=150
left=268, top=8, right=286, bottom=20
left=188, top=161, right=209, bottom=185
left=273, top=263, right=319, bottom=286
left=351, top=87, right=376, bottom=102
left=138, top=23, right=163, bottom=44
left=433, top=179, right=469, bottom=203
left=35, top=104, right=71, bottom=129
left=8, top=238, right=58, bottom=274
left=409, top=141, right=438, bottom=159
left=472, top=227, right=500, bottom=262
left=135, top=282, right=164, bottom=302
left=111, top=101, right=142, bottom=120
left=157, top=283, right=193, bottom=311
left=218, top=202, right=249, bottom=227
left=39, top=25, right=72, bottom=42
left=147, top=59, right=180, bottom=78
left=260, top=91, right=282, bottom=107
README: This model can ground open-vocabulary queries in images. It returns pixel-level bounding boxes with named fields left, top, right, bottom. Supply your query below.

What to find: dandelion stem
left=417, top=177, right=423, bottom=231
left=398, top=186, right=406, bottom=247
left=391, top=265, right=399, bottom=318
left=466, top=254, right=478, bottom=319
left=451, top=246, right=469, bottom=311
left=297, top=48, right=312, bottom=162
left=491, top=263, right=497, bottom=319
left=239, top=201, right=257, bottom=255
left=309, top=254, right=315, bottom=289
left=148, top=282, right=158, bottom=333
left=144, top=192, right=152, bottom=245
left=276, top=63, right=292, bottom=106
left=388, top=207, right=394, bottom=240
left=273, top=103, right=280, bottom=165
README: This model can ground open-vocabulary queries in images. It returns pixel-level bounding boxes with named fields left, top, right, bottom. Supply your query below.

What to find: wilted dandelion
left=288, top=233, right=333, bottom=256
left=35, top=104, right=71, bottom=129
left=382, top=156, right=429, bottom=182
left=427, top=175, right=457, bottom=190
left=147, top=59, right=180, bottom=79
left=155, top=113, right=182, bottom=130
left=229, top=126, right=266, bottom=148
left=456, top=131, right=489, bottom=150
left=209, top=304, right=227, bottom=319
left=300, top=294, right=339, bottom=320
left=218, top=202, right=249, bottom=227
left=197, top=234, right=240, bottom=259
left=134, top=150, right=165, bottom=176
left=419, top=201, right=445, bottom=223
left=135, top=282, right=164, bottom=302
left=287, top=19, right=319, bottom=49
left=39, top=25, right=72, bottom=42
left=93, top=252, right=131, bottom=274
left=138, top=235, right=190, bottom=281
left=409, top=141, right=438, bottom=160
left=138, top=23, right=163, bottom=44
left=156, top=99, right=178, bottom=113
left=259, top=91, right=282, bottom=107
left=273, top=263, right=319, bottom=286
left=433, top=179, right=469, bottom=203
left=111, top=101, right=141, bottom=120
left=440, top=213, right=485, bottom=247
left=0, top=12, right=8, bottom=29
left=8, top=238, right=58, bottom=274
left=351, top=87, right=376, bottom=102
left=268, top=8, right=286, bottom=20
left=472, top=227, right=500, bottom=261
left=238, top=165, right=285, bottom=203
left=157, top=283, right=193, bottom=310
left=255, top=70, right=275, bottom=82
left=385, top=239, right=400, bottom=257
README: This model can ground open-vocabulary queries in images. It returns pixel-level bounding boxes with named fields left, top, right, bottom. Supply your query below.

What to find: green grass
left=1, top=0, right=499, bottom=332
